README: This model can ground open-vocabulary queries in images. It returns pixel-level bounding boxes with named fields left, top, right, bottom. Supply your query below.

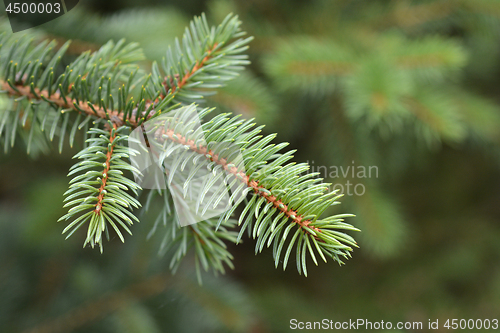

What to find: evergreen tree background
left=1, top=0, right=500, bottom=332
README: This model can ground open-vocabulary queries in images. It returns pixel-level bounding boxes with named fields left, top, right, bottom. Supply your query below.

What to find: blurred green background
left=1, top=0, right=500, bottom=332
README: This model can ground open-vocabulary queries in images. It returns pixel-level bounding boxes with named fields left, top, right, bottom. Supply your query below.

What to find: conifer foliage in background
left=0, top=13, right=359, bottom=279
left=1, top=1, right=500, bottom=331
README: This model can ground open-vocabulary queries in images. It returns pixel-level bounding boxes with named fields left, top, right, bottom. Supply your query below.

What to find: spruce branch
left=0, top=13, right=359, bottom=276
left=136, top=106, right=359, bottom=275
left=59, top=124, right=142, bottom=252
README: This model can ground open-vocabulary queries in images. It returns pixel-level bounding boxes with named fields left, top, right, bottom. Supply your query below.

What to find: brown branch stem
left=0, top=80, right=140, bottom=127
left=94, top=124, right=118, bottom=214
left=161, top=43, right=219, bottom=97
left=161, top=128, right=320, bottom=233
